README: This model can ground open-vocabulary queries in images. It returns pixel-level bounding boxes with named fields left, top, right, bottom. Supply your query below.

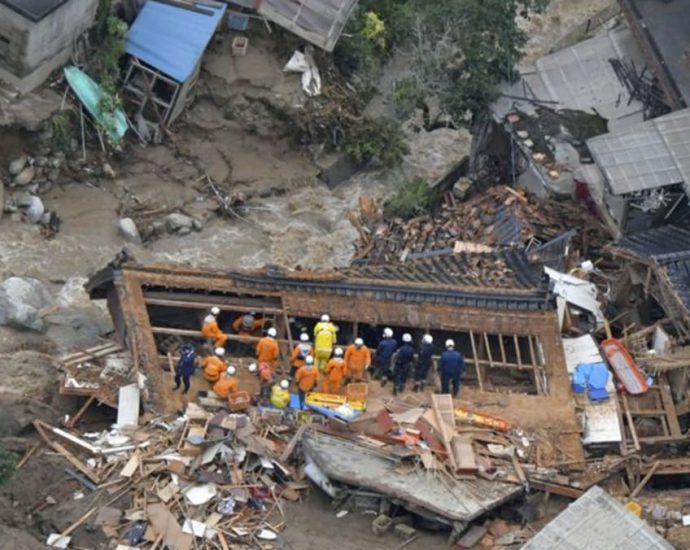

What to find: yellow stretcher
left=304, top=391, right=366, bottom=412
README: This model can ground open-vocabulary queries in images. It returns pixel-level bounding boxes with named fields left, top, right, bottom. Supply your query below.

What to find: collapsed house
left=85, top=251, right=585, bottom=463
left=0, top=0, right=98, bottom=92
left=585, top=109, right=690, bottom=237
left=122, top=0, right=227, bottom=128
left=620, top=0, right=690, bottom=111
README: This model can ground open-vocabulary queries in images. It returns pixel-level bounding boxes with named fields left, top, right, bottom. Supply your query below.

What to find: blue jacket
left=418, top=343, right=433, bottom=369
left=375, top=338, right=398, bottom=366
left=395, top=343, right=415, bottom=368
left=439, top=350, right=465, bottom=376
left=177, top=352, right=196, bottom=377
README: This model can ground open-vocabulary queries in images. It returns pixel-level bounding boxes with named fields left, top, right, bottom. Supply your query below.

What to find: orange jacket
left=202, top=317, right=228, bottom=346
left=213, top=376, right=238, bottom=398
left=202, top=356, right=226, bottom=382
left=256, top=337, right=279, bottom=367
left=291, top=343, right=313, bottom=369
left=344, top=345, right=371, bottom=376
left=296, top=365, right=318, bottom=392
left=232, top=316, right=266, bottom=336
left=325, top=358, right=346, bottom=382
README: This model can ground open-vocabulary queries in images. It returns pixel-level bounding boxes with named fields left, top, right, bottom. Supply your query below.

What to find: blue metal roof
left=126, top=0, right=226, bottom=83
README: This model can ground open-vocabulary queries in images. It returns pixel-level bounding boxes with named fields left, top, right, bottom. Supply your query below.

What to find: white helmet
left=383, top=327, right=393, bottom=338
left=300, top=332, right=310, bottom=342
left=280, top=379, right=289, bottom=390
left=214, top=347, right=226, bottom=357
left=402, top=333, right=412, bottom=343
left=445, top=339, right=455, bottom=349
left=354, top=338, right=364, bottom=347
left=321, top=314, right=330, bottom=323
left=305, top=355, right=314, bottom=365
left=334, top=347, right=343, bottom=357
left=267, top=327, right=277, bottom=338
left=248, top=363, right=258, bottom=373
left=422, top=334, right=433, bottom=344
left=227, top=366, right=236, bottom=376
left=211, top=306, right=220, bottom=316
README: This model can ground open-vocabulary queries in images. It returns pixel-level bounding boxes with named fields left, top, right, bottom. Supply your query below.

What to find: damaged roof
left=230, top=250, right=553, bottom=311
left=587, top=109, right=690, bottom=196
left=125, top=0, right=226, bottom=82
left=303, top=431, right=522, bottom=524
left=610, top=225, right=690, bottom=315
left=624, top=0, right=690, bottom=109
left=256, top=0, right=359, bottom=52
left=522, top=486, right=673, bottom=549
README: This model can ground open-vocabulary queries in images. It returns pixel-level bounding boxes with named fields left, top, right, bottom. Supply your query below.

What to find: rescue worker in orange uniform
left=201, top=307, right=228, bottom=348
left=232, top=313, right=267, bottom=336
left=322, top=347, right=346, bottom=395
left=289, top=332, right=313, bottom=379
left=344, top=338, right=371, bottom=382
left=202, top=347, right=227, bottom=382
left=256, top=327, right=280, bottom=370
left=213, top=365, right=238, bottom=398
left=296, top=355, right=318, bottom=408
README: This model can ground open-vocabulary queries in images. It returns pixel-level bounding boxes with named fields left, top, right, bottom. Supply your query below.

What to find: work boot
left=173, top=384, right=180, bottom=391
left=413, top=382, right=420, bottom=392
left=380, top=378, right=387, bottom=387
left=392, top=385, right=398, bottom=396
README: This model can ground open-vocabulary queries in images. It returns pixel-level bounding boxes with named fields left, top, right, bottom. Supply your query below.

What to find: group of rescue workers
left=174, top=307, right=467, bottom=408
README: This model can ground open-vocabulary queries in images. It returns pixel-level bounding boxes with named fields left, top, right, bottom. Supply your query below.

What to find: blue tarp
left=573, top=362, right=610, bottom=401
left=126, top=0, right=226, bottom=83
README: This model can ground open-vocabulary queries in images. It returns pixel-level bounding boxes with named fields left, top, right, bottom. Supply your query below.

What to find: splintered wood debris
left=349, top=185, right=611, bottom=264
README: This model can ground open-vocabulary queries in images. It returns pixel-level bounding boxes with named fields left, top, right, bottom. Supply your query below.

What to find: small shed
left=122, top=0, right=226, bottom=126
left=255, top=0, right=360, bottom=52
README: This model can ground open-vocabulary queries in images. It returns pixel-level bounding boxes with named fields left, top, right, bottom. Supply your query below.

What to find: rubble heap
left=349, top=186, right=611, bottom=265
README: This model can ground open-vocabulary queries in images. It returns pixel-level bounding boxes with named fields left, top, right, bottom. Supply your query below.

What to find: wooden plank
left=450, top=435, right=477, bottom=474
left=660, top=383, right=682, bottom=437
left=621, top=393, right=641, bottom=451
left=279, top=424, right=308, bottom=463
left=120, top=451, right=140, bottom=478
left=66, top=395, right=97, bottom=429
left=529, top=479, right=584, bottom=499
left=143, top=297, right=283, bottom=315
left=431, top=394, right=458, bottom=470
left=513, top=335, right=523, bottom=368
left=483, top=333, right=494, bottom=368
left=469, top=330, right=484, bottom=392
left=151, top=326, right=290, bottom=345
left=630, top=460, right=660, bottom=498
left=33, top=421, right=100, bottom=484
left=498, top=334, right=507, bottom=365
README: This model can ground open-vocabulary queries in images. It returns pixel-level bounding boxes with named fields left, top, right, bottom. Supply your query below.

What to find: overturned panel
left=303, top=432, right=522, bottom=523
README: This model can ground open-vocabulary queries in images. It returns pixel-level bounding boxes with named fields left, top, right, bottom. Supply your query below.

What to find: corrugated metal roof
left=523, top=486, right=673, bottom=549
left=126, top=0, right=226, bottom=82
left=257, top=0, right=359, bottom=52
left=587, top=108, right=690, bottom=196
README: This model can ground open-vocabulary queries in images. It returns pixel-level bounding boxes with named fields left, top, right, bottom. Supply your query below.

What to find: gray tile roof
left=523, top=486, right=673, bottom=550
left=587, top=108, right=690, bottom=195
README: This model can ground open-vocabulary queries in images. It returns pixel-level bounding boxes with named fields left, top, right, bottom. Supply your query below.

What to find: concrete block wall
left=0, top=0, right=98, bottom=93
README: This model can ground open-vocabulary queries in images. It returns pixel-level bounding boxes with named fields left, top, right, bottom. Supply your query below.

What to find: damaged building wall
left=0, top=0, right=98, bottom=92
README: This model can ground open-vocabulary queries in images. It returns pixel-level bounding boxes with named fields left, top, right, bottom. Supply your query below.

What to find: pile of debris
left=349, top=186, right=611, bottom=264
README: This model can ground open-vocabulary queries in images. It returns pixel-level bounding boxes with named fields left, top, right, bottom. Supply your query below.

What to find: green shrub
left=384, top=178, right=433, bottom=219
left=0, top=446, right=17, bottom=486
left=341, top=117, right=409, bottom=167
